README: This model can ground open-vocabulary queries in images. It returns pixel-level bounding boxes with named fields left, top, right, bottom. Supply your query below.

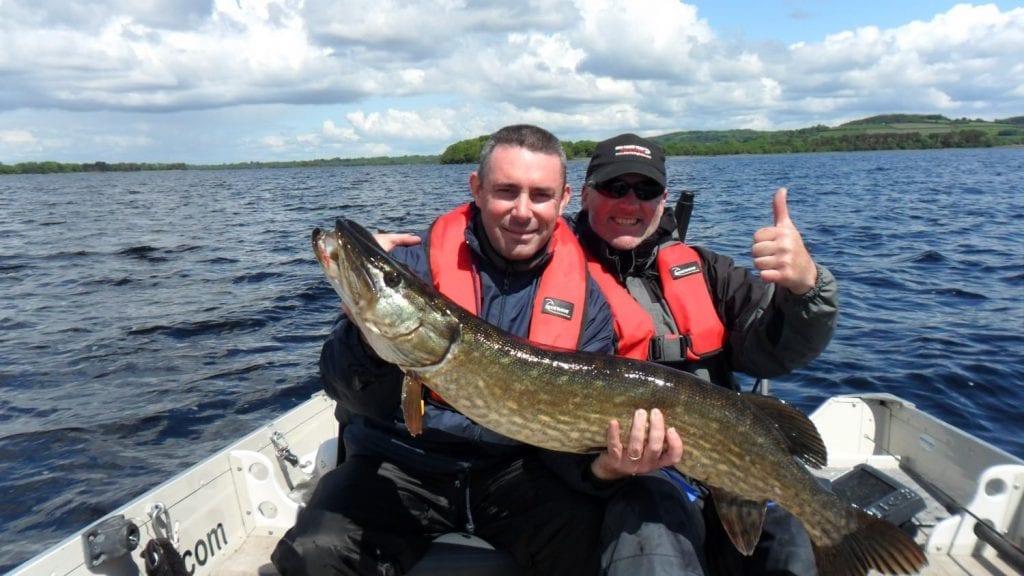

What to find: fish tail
left=813, top=509, right=927, bottom=575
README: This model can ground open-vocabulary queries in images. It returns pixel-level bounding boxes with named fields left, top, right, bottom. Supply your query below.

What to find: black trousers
left=601, top=474, right=709, bottom=576
left=271, top=454, right=604, bottom=576
left=600, top=474, right=817, bottom=576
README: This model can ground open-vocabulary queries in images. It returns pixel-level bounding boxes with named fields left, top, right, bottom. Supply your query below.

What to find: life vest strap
left=649, top=334, right=689, bottom=362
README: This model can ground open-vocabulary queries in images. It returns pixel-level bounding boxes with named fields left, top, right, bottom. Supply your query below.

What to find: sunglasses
left=593, top=178, right=664, bottom=201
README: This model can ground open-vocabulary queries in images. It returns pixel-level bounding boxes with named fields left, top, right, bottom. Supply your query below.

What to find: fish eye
left=383, top=271, right=402, bottom=288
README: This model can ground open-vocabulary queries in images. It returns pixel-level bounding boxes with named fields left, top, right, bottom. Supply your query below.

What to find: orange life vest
left=586, top=243, right=726, bottom=362
left=427, top=203, right=587, bottom=347
left=423, top=204, right=589, bottom=406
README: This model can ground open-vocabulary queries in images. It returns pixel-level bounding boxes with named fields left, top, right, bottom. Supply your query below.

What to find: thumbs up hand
left=751, top=188, right=818, bottom=295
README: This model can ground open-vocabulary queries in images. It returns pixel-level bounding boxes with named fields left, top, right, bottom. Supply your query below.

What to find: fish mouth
left=312, top=218, right=392, bottom=263
left=312, top=219, right=390, bottom=287
left=312, top=223, right=377, bottom=309
left=314, top=219, right=426, bottom=343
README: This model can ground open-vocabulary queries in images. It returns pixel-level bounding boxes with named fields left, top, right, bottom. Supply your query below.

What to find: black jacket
left=574, top=210, right=838, bottom=389
left=319, top=206, right=617, bottom=478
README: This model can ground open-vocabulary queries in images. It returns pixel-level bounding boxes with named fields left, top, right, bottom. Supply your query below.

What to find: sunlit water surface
left=1, top=148, right=1021, bottom=570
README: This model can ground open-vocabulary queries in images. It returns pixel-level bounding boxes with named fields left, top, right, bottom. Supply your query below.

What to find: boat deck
left=811, top=394, right=1024, bottom=576
left=815, top=463, right=1020, bottom=575
left=213, top=463, right=1021, bottom=576
left=216, top=536, right=280, bottom=576
left=10, top=393, right=1023, bottom=576
left=211, top=461, right=1019, bottom=573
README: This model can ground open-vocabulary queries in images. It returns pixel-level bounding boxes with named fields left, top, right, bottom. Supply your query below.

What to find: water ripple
left=0, top=150, right=1022, bottom=571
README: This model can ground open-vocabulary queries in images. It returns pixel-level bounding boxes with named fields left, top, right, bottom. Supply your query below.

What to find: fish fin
left=401, top=374, right=424, bottom=437
left=813, top=507, right=928, bottom=576
left=708, top=488, right=767, bottom=556
left=742, top=393, right=827, bottom=468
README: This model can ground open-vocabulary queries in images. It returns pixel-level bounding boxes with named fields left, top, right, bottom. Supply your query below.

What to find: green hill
left=648, top=114, right=1023, bottom=156
left=3, top=114, right=1021, bottom=174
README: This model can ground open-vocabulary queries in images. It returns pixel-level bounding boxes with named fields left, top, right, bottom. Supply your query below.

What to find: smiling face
left=582, top=173, right=667, bottom=251
left=470, top=144, right=571, bottom=261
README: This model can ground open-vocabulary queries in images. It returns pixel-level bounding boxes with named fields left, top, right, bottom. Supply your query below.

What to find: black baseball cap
left=585, top=133, right=666, bottom=187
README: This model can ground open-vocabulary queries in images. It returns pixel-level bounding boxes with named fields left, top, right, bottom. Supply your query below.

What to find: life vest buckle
left=649, top=334, right=688, bottom=362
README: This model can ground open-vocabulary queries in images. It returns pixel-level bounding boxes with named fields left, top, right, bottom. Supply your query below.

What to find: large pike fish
left=312, top=218, right=927, bottom=576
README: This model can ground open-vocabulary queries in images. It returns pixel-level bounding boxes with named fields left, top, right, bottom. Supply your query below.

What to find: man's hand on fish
left=590, top=408, right=684, bottom=480
left=751, top=187, right=818, bottom=295
left=373, top=232, right=421, bottom=252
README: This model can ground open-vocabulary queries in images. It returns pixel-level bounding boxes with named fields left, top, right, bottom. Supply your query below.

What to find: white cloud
left=345, top=109, right=454, bottom=141
left=321, top=120, right=358, bottom=142
left=0, top=1, right=1021, bottom=162
left=779, top=4, right=1024, bottom=119
left=574, top=0, right=715, bottom=78
left=296, top=133, right=321, bottom=146
left=260, top=135, right=288, bottom=149
left=0, top=130, right=36, bottom=145
left=92, top=134, right=155, bottom=150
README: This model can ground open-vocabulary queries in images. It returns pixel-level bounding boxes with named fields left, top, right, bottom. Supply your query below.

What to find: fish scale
left=313, top=218, right=928, bottom=576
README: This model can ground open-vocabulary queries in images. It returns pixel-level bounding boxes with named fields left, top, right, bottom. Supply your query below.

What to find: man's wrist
left=795, top=265, right=823, bottom=299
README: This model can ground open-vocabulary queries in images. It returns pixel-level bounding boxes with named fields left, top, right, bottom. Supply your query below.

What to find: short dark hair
left=478, top=124, right=567, bottom=186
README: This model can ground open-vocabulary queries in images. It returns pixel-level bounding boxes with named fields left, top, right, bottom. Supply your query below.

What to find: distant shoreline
left=3, top=113, right=1021, bottom=175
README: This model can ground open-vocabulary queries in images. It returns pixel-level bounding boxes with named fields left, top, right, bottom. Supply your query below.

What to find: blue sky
left=693, top=0, right=1017, bottom=43
left=0, top=1, right=1021, bottom=164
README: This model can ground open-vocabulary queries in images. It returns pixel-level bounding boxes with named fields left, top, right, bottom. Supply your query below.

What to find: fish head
left=312, top=218, right=458, bottom=369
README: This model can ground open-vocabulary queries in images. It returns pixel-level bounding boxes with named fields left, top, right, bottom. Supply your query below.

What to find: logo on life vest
left=542, top=297, right=575, bottom=320
left=669, top=262, right=701, bottom=279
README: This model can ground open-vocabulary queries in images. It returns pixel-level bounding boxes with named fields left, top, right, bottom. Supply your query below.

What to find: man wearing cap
left=575, top=134, right=838, bottom=574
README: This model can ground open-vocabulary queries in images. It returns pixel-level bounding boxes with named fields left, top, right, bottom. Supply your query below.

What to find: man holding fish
left=573, top=133, right=839, bottom=575
left=278, top=126, right=924, bottom=576
left=273, top=124, right=625, bottom=575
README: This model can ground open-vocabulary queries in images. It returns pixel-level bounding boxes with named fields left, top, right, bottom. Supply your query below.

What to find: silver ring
left=628, top=454, right=642, bottom=462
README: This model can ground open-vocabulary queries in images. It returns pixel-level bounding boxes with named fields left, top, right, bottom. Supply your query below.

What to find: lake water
left=1, top=148, right=1022, bottom=571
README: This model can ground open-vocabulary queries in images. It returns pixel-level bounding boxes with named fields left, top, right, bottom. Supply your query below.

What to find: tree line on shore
left=0, top=160, right=189, bottom=175
left=439, top=115, right=1024, bottom=163
left=4, top=114, right=1021, bottom=175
